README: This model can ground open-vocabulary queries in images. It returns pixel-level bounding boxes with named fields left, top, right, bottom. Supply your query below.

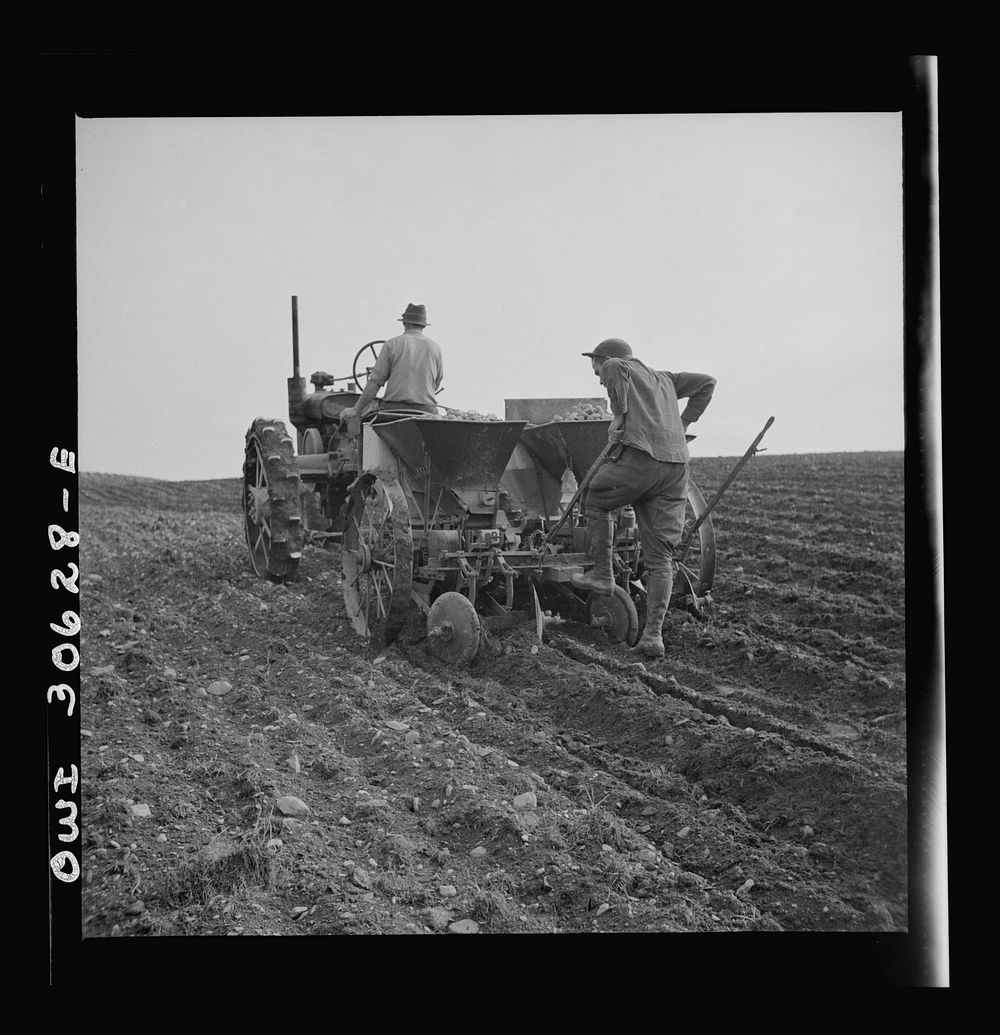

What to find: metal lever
left=675, top=416, right=774, bottom=563
left=542, top=441, right=615, bottom=547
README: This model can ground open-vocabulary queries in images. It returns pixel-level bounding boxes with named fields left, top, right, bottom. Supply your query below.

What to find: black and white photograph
left=44, top=57, right=945, bottom=985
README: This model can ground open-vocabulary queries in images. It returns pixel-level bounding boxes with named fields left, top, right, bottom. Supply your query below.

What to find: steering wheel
left=352, top=341, right=384, bottom=392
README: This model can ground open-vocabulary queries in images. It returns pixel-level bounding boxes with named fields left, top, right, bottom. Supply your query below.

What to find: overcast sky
left=76, top=112, right=904, bottom=481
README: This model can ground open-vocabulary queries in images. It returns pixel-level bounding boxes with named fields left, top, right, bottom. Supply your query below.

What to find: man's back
left=370, top=330, right=444, bottom=409
left=601, top=357, right=715, bottom=464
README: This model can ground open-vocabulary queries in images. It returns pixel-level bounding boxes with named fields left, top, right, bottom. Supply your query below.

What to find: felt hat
left=399, top=303, right=429, bottom=326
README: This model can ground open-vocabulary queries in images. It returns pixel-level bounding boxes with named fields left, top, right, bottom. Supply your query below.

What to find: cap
left=582, top=338, right=632, bottom=360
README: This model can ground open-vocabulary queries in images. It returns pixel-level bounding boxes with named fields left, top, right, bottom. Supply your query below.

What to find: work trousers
left=585, top=446, right=688, bottom=579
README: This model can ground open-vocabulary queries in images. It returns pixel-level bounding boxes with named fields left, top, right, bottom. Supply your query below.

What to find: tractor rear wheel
left=674, top=477, right=716, bottom=602
left=243, top=419, right=304, bottom=583
left=342, top=472, right=414, bottom=646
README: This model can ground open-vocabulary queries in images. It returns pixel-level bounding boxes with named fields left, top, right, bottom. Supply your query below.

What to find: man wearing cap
left=571, top=338, right=716, bottom=659
left=340, top=303, right=444, bottom=425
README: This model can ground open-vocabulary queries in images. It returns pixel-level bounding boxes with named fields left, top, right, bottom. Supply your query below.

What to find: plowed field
left=72, top=450, right=933, bottom=978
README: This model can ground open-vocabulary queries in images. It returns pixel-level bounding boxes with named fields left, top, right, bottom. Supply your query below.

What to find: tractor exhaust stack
left=287, top=294, right=307, bottom=413
left=291, top=295, right=300, bottom=378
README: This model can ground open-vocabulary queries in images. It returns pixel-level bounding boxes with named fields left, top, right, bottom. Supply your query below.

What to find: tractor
left=242, top=297, right=771, bottom=663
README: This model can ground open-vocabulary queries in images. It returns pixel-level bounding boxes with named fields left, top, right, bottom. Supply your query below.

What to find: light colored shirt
left=600, top=357, right=716, bottom=463
left=367, top=331, right=444, bottom=409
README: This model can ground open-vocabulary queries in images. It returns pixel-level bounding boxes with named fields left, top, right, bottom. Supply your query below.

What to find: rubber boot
left=571, top=513, right=615, bottom=596
left=636, top=572, right=672, bottom=658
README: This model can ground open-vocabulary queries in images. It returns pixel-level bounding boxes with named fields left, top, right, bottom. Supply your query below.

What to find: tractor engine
left=281, top=315, right=375, bottom=536
left=288, top=371, right=360, bottom=458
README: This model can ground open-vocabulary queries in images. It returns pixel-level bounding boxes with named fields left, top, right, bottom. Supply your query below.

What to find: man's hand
left=608, top=413, right=625, bottom=444
left=339, top=405, right=364, bottom=439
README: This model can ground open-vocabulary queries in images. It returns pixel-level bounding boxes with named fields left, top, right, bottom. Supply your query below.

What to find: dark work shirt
left=600, top=357, right=716, bottom=463
left=368, top=331, right=444, bottom=409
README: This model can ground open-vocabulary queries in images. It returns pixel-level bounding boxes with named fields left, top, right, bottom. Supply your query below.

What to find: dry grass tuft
left=161, top=825, right=280, bottom=908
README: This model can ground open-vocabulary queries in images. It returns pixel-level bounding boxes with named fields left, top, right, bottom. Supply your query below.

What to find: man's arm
left=341, top=342, right=394, bottom=419
left=599, top=359, right=631, bottom=443
left=668, top=371, right=716, bottom=426
left=345, top=378, right=380, bottom=416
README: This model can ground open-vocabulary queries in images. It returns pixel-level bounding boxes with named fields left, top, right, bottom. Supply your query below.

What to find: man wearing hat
left=340, top=303, right=444, bottom=425
left=572, top=338, right=716, bottom=659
